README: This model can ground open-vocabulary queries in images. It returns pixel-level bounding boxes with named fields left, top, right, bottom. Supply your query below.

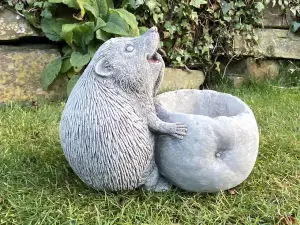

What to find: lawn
left=0, top=85, right=299, bottom=224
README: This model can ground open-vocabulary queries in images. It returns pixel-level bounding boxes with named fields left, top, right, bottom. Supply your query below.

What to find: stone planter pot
left=155, top=90, right=259, bottom=192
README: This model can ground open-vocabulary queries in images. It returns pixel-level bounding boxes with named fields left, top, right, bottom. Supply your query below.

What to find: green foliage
left=41, top=57, right=62, bottom=90
left=4, top=0, right=141, bottom=94
left=1, top=86, right=300, bottom=224
left=7, top=0, right=300, bottom=90
left=70, top=52, right=91, bottom=68
left=124, top=0, right=264, bottom=72
left=67, top=74, right=81, bottom=95
left=274, top=60, right=300, bottom=87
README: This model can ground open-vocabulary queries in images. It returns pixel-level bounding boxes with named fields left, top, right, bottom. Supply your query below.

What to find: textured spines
left=60, top=76, right=154, bottom=191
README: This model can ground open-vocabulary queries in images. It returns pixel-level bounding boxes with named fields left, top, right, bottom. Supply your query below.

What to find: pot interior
left=156, top=90, right=249, bottom=118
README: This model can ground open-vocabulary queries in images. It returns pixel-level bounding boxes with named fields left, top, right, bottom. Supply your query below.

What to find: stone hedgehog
left=59, top=27, right=187, bottom=192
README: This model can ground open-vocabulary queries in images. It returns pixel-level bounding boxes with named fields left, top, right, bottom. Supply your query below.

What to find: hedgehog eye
left=125, top=44, right=134, bottom=53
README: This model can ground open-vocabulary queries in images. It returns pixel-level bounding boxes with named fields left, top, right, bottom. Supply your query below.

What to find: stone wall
left=229, top=5, right=300, bottom=86
left=2, top=5, right=297, bottom=98
left=0, top=9, right=67, bottom=103
left=234, top=5, right=299, bottom=58
left=0, top=8, right=204, bottom=103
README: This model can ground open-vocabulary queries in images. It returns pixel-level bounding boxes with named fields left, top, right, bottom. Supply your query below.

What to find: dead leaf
left=212, top=3, right=220, bottom=11
left=228, top=188, right=237, bottom=195
left=31, top=101, right=39, bottom=108
left=65, top=181, right=71, bottom=193
left=279, top=215, right=296, bottom=225
left=0, top=197, right=3, bottom=203
left=163, top=31, right=171, bottom=39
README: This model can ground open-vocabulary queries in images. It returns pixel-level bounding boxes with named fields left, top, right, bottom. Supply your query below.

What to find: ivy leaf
left=67, top=74, right=81, bottom=96
left=189, top=0, right=207, bottom=8
left=235, top=1, right=246, bottom=7
left=70, top=52, right=91, bottom=68
left=43, top=2, right=53, bottom=8
left=153, top=13, right=164, bottom=23
left=223, top=16, right=232, bottom=22
left=110, top=9, right=139, bottom=35
left=164, top=21, right=176, bottom=35
left=190, top=11, right=198, bottom=23
left=41, top=57, right=62, bottom=90
left=292, top=21, right=300, bottom=32
left=128, top=0, right=144, bottom=9
left=255, top=2, right=264, bottom=12
left=41, top=8, right=53, bottom=19
left=145, top=0, right=156, bottom=11
left=33, top=2, right=44, bottom=7
left=221, top=0, right=233, bottom=15
left=101, top=12, right=130, bottom=36
left=15, top=3, right=24, bottom=10
left=60, top=58, right=73, bottom=73
left=48, top=0, right=78, bottom=8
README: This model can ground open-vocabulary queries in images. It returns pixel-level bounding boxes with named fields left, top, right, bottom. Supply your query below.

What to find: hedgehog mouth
left=147, top=52, right=160, bottom=63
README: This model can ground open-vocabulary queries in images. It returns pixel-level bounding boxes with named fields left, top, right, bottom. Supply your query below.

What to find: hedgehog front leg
left=148, top=113, right=188, bottom=139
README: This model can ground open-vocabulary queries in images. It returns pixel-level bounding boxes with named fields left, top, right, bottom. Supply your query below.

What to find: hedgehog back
left=60, top=76, right=154, bottom=191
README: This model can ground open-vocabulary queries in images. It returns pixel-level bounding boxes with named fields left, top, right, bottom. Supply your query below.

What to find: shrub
left=4, top=0, right=300, bottom=92
left=3, top=0, right=143, bottom=95
left=124, top=0, right=265, bottom=70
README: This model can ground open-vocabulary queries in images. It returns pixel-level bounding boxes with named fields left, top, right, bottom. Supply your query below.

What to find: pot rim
left=155, top=89, right=254, bottom=119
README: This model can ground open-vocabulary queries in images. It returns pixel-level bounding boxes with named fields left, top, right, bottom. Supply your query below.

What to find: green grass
left=0, top=85, right=300, bottom=225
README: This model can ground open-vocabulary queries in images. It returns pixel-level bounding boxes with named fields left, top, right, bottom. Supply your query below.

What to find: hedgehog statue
left=59, top=27, right=188, bottom=192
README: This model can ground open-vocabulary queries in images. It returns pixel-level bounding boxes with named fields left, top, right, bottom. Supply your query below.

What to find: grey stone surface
left=0, top=45, right=67, bottom=103
left=155, top=89, right=259, bottom=192
left=0, top=9, right=41, bottom=40
left=261, top=5, right=291, bottom=28
left=159, top=68, right=204, bottom=92
left=234, top=29, right=300, bottom=59
left=59, top=27, right=187, bottom=192
left=226, top=58, right=280, bottom=79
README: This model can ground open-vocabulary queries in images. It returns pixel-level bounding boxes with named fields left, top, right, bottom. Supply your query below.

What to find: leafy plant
left=3, top=0, right=142, bottom=95
left=5, top=0, right=300, bottom=89
left=123, top=0, right=265, bottom=77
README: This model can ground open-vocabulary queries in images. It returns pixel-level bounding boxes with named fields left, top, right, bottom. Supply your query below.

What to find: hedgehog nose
left=150, top=26, right=158, bottom=33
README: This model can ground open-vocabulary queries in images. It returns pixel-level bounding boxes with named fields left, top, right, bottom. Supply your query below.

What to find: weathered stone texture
left=159, top=68, right=204, bottom=92
left=261, top=5, right=292, bottom=29
left=0, top=9, right=41, bottom=40
left=227, top=58, right=280, bottom=79
left=234, top=29, right=300, bottom=59
left=0, top=45, right=67, bottom=103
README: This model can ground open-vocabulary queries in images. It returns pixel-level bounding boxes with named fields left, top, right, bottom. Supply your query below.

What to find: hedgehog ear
left=94, top=58, right=113, bottom=77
